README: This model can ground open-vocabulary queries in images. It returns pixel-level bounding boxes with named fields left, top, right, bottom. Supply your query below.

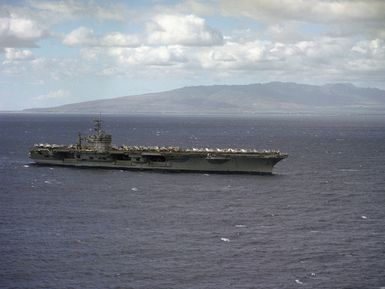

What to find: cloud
left=0, top=15, right=46, bottom=47
left=2, top=0, right=384, bottom=104
left=219, top=0, right=385, bottom=38
left=219, top=0, right=385, bottom=23
left=74, top=34, right=385, bottom=87
left=63, top=14, right=223, bottom=48
left=147, top=14, right=223, bottom=46
left=3, top=48, right=34, bottom=64
left=101, top=32, right=140, bottom=47
left=108, top=46, right=187, bottom=66
left=62, top=27, right=96, bottom=46
left=1, top=56, right=91, bottom=80
left=191, top=37, right=357, bottom=72
left=34, top=89, right=69, bottom=101
left=350, top=39, right=385, bottom=72
left=352, top=39, right=384, bottom=56
left=63, top=27, right=140, bottom=47
left=156, top=0, right=217, bottom=16
left=28, top=0, right=127, bottom=22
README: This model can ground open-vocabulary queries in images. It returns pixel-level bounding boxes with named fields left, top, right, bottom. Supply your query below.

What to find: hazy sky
left=1, top=0, right=385, bottom=110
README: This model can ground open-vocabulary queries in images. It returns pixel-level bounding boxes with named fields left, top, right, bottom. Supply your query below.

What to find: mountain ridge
left=24, top=82, right=385, bottom=114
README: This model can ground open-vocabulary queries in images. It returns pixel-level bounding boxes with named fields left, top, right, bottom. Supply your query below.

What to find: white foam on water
left=44, top=180, right=52, bottom=184
left=220, top=237, right=230, bottom=242
left=23, top=165, right=29, bottom=168
left=131, top=187, right=138, bottom=191
left=295, top=279, right=304, bottom=285
left=361, top=215, right=368, bottom=219
left=235, top=225, right=246, bottom=228
left=203, top=174, right=210, bottom=176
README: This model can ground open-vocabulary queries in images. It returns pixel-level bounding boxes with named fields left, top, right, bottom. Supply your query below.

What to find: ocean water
left=0, top=113, right=384, bottom=289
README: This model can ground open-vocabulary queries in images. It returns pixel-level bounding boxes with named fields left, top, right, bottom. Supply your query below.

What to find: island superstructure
left=29, top=119, right=288, bottom=174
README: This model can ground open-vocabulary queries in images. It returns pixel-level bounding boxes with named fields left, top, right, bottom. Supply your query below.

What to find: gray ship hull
left=29, top=149, right=286, bottom=174
left=29, top=119, right=287, bottom=174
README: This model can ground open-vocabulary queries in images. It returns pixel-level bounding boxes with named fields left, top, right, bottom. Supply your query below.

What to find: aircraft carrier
left=29, top=119, right=288, bottom=174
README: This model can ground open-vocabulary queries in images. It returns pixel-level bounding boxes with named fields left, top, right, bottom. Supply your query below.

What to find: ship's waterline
left=29, top=119, right=287, bottom=174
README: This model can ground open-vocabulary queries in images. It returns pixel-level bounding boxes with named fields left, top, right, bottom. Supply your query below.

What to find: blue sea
left=1, top=113, right=385, bottom=289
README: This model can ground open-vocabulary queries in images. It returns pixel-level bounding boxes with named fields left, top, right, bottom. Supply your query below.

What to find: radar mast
left=87, top=114, right=112, bottom=152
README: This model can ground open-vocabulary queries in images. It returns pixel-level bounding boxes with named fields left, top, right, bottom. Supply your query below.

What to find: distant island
left=24, top=82, right=385, bottom=115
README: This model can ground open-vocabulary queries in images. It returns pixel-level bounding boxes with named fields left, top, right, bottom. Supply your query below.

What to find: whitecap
left=44, top=180, right=52, bottom=184
left=295, top=279, right=304, bottom=285
left=23, top=165, right=29, bottom=168
left=235, top=225, right=246, bottom=228
left=220, top=237, right=230, bottom=242
left=131, top=187, right=138, bottom=191
left=203, top=174, right=210, bottom=176
left=361, top=215, right=367, bottom=219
